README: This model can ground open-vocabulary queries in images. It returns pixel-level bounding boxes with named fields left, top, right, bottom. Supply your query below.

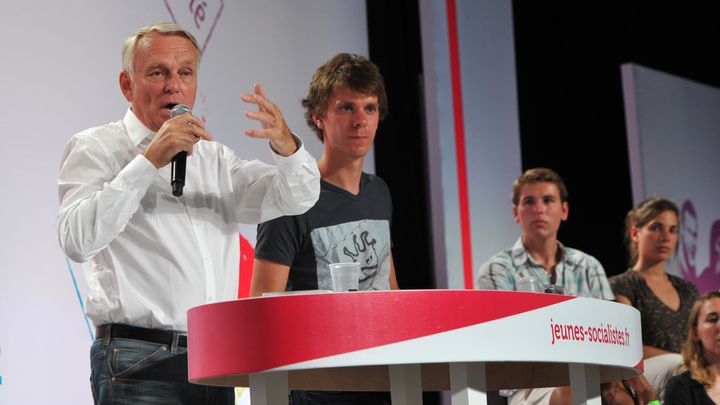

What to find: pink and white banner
left=622, top=64, right=720, bottom=293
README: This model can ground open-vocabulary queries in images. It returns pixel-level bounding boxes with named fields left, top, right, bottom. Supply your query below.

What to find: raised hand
left=241, top=83, right=297, bottom=156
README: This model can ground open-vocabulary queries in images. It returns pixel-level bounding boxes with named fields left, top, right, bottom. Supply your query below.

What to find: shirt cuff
left=269, top=133, right=302, bottom=157
left=117, top=154, right=157, bottom=194
left=270, top=134, right=313, bottom=169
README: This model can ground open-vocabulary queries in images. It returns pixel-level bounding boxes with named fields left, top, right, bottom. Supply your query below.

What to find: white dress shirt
left=57, top=109, right=320, bottom=332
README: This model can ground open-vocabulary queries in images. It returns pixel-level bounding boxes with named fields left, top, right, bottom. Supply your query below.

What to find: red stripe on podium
left=188, top=290, right=573, bottom=378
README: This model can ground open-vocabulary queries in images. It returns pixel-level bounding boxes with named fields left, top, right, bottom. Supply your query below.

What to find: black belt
left=96, top=324, right=187, bottom=348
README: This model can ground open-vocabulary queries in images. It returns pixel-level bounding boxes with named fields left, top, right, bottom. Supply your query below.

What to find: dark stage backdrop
left=512, top=0, right=720, bottom=277
left=367, top=0, right=720, bottom=293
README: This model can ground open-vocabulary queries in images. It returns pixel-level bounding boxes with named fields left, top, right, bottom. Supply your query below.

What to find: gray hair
left=122, top=22, right=201, bottom=76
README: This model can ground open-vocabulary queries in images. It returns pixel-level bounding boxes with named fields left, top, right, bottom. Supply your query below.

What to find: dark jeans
left=90, top=337, right=233, bottom=405
left=290, top=390, right=391, bottom=405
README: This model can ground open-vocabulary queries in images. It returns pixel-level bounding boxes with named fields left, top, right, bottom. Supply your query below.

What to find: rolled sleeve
left=270, top=136, right=321, bottom=215
left=476, top=261, right=515, bottom=291
left=58, top=135, right=156, bottom=262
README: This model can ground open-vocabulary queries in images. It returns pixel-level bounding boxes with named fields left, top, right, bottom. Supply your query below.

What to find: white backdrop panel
left=0, top=1, right=369, bottom=403
left=622, top=63, right=720, bottom=291
left=420, top=0, right=522, bottom=289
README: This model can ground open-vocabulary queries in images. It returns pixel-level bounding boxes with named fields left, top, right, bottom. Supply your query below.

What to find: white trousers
left=644, top=353, right=683, bottom=402
left=507, top=387, right=555, bottom=405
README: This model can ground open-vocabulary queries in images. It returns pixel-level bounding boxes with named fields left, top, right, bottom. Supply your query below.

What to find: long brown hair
left=681, top=291, right=720, bottom=387
left=625, top=197, right=679, bottom=266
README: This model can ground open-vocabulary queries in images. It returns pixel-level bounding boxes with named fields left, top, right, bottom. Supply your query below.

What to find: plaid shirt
left=475, top=237, right=614, bottom=300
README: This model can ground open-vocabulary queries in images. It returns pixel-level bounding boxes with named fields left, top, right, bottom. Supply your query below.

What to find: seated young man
left=251, top=53, right=399, bottom=405
left=476, top=167, right=656, bottom=405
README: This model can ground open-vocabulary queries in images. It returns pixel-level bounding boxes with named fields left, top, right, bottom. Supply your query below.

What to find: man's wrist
left=270, top=133, right=300, bottom=157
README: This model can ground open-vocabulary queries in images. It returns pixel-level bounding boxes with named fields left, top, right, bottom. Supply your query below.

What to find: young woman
left=665, top=292, right=720, bottom=404
left=610, top=197, right=699, bottom=399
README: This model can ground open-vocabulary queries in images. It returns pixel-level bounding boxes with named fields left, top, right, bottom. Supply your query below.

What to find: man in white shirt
left=57, top=22, right=320, bottom=405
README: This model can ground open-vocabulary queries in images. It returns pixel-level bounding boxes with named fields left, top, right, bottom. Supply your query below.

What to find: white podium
left=187, top=290, right=642, bottom=405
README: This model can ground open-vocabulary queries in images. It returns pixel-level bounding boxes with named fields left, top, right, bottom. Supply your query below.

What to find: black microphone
left=170, top=104, right=191, bottom=197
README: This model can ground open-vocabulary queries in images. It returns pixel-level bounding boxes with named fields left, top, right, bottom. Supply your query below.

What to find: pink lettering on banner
left=164, top=0, right=224, bottom=55
left=549, top=318, right=631, bottom=347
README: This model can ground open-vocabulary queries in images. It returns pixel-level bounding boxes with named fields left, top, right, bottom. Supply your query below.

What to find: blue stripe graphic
left=65, top=256, right=95, bottom=341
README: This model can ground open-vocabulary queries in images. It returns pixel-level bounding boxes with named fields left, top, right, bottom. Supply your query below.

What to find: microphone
left=170, top=104, right=191, bottom=197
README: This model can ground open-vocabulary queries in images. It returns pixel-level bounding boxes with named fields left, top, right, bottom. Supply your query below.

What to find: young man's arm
left=389, top=255, right=399, bottom=290
left=250, top=258, right=291, bottom=297
left=475, top=260, right=515, bottom=291
left=585, top=256, right=615, bottom=300
left=251, top=213, right=302, bottom=296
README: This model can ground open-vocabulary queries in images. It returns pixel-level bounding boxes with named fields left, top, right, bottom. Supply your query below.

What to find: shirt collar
left=123, top=108, right=155, bottom=147
left=511, top=237, right=569, bottom=267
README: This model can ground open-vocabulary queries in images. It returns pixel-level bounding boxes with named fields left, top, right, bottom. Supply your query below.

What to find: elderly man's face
left=120, top=32, right=198, bottom=132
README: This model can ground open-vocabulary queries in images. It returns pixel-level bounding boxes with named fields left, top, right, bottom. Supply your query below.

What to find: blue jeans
left=90, top=337, right=233, bottom=405
left=289, top=390, right=391, bottom=405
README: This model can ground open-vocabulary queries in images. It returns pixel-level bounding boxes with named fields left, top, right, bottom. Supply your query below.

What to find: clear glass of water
left=328, top=262, right=360, bottom=292
left=516, top=275, right=543, bottom=292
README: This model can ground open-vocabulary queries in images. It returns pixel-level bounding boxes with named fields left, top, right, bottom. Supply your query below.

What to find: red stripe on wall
left=446, top=0, right=474, bottom=288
